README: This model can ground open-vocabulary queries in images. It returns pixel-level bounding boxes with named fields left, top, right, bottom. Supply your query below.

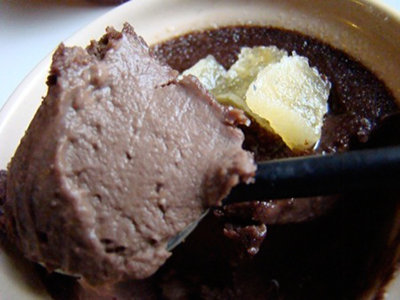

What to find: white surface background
left=0, top=0, right=399, bottom=110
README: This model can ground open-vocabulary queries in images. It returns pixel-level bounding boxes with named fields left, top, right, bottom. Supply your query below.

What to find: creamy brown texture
left=3, top=24, right=255, bottom=286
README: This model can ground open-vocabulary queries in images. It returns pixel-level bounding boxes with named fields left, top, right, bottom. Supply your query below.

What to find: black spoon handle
left=226, top=146, right=400, bottom=203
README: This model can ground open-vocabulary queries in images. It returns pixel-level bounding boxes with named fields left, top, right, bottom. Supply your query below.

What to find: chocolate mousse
left=2, top=24, right=255, bottom=286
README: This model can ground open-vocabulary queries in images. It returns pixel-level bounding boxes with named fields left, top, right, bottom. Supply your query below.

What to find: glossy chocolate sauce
left=1, top=26, right=400, bottom=299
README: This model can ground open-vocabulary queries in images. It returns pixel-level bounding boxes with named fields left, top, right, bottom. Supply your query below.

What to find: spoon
left=227, top=145, right=400, bottom=202
left=167, top=112, right=400, bottom=250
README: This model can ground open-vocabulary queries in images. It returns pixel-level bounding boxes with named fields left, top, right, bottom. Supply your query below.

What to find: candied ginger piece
left=245, top=54, right=330, bottom=150
left=181, top=55, right=226, bottom=90
left=214, top=46, right=287, bottom=110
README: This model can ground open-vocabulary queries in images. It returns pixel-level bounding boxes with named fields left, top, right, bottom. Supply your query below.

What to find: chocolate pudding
left=1, top=25, right=399, bottom=299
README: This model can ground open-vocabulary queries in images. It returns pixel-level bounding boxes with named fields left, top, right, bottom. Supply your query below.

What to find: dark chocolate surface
left=1, top=25, right=400, bottom=299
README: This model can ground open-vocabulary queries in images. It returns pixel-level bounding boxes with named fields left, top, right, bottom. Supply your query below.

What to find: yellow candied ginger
left=181, top=55, right=226, bottom=90
left=246, top=54, right=330, bottom=150
left=183, top=46, right=287, bottom=130
left=181, top=47, right=331, bottom=150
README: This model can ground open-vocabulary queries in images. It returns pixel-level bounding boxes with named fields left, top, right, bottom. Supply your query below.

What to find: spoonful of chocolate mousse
left=3, top=24, right=255, bottom=286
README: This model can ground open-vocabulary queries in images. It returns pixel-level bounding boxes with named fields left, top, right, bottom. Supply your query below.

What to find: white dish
left=1, top=0, right=400, bottom=299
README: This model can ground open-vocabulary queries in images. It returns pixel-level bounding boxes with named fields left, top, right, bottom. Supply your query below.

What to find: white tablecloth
left=0, top=0, right=399, bottom=109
